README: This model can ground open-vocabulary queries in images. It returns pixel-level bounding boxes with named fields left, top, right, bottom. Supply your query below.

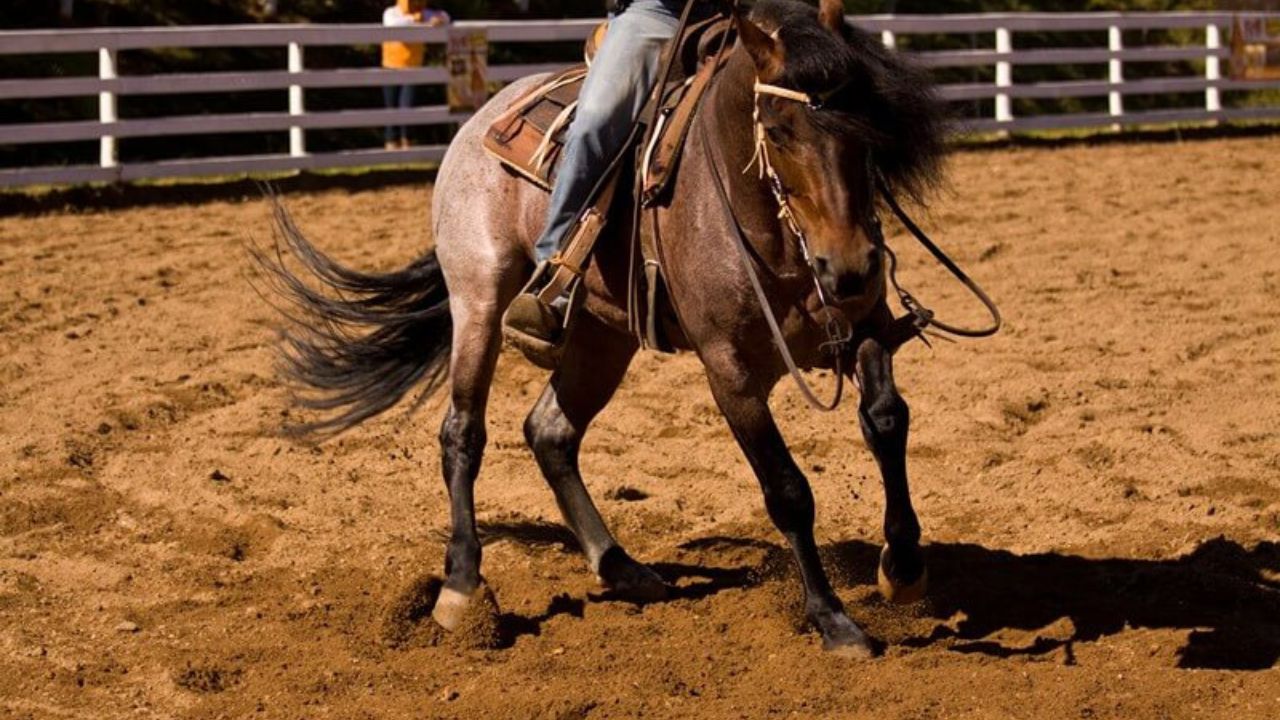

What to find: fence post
left=1108, top=25, right=1124, bottom=130
left=288, top=42, right=306, bottom=157
left=1204, top=23, right=1221, bottom=114
left=995, top=26, right=1013, bottom=125
left=881, top=29, right=896, bottom=50
left=98, top=47, right=117, bottom=169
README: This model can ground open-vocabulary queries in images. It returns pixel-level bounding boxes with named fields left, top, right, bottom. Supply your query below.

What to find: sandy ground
left=1, top=135, right=1278, bottom=719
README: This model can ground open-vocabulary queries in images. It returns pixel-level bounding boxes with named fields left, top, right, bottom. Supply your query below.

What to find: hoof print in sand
left=173, top=661, right=242, bottom=694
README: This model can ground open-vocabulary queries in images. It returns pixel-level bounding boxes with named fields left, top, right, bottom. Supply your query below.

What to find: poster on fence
left=447, top=28, right=488, bottom=112
left=1230, top=15, right=1280, bottom=80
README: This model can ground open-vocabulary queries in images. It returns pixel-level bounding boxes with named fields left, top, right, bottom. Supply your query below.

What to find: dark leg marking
left=705, top=353, right=873, bottom=657
left=856, top=337, right=926, bottom=603
left=524, top=312, right=667, bottom=602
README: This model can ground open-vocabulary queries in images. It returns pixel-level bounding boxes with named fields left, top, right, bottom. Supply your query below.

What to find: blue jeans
left=533, top=0, right=692, bottom=262
left=383, top=84, right=416, bottom=144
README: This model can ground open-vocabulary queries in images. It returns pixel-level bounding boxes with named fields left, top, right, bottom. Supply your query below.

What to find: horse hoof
left=430, top=586, right=474, bottom=632
left=877, top=544, right=927, bottom=605
left=823, top=636, right=876, bottom=659
left=598, top=547, right=669, bottom=602
left=607, top=567, right=669, bottom=602
left=819, top=616, right=875, bottom=659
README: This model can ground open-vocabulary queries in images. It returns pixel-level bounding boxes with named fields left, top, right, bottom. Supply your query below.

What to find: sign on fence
left=1231, top=15, right=1280, bottom=80
left=447, top=28, right=488, bottom=112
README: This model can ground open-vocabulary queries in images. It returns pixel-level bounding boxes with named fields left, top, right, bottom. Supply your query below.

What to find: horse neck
left=703, top=51, right=757, bottom=172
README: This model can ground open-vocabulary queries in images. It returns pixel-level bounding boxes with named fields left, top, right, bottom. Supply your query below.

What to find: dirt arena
left=1, top=134, right=1278, bottom=719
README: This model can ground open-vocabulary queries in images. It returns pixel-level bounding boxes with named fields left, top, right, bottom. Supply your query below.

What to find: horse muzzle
left=813, top=248, right=881, bottom=302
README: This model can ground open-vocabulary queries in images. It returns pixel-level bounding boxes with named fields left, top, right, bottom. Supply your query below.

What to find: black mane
left=750, top=0, right=948, bottom=204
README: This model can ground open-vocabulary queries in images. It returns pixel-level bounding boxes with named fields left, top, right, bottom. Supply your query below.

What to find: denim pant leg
left=383, top=85, right=399, bottom=144
left=398, top=84, right=416, bottom=143
left=532, top=0, right=683, bottom=262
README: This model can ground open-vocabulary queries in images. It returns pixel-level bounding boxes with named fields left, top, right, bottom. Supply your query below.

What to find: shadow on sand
left=825, top=536, right=1279, bottom=670
left=477, top=519, right=1279, bottom=670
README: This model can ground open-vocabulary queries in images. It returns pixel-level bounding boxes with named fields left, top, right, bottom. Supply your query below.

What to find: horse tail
left=251, top=192, right=452, bottom=437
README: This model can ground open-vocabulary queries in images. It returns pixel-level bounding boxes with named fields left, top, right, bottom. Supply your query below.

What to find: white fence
left=1, top=12, right=1278, bottom=188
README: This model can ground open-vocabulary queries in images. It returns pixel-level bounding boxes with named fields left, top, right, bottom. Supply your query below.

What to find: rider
left=502, top=0, right=711, bottom=348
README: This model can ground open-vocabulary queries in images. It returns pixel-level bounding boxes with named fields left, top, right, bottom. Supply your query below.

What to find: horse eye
left=765, top=125, right=791, bottom=146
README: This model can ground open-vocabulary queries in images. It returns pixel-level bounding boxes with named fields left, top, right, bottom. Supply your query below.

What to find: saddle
left=483, top=16, right=732, bottom=199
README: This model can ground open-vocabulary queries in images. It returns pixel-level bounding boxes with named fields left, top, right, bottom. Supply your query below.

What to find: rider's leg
left=532, top=0, right=682, bottom=264
left=505, top=0, right=684, bottom=343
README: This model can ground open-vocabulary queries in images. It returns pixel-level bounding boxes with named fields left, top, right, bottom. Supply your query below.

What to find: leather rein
left=697, top=76, right=1002, bottom=412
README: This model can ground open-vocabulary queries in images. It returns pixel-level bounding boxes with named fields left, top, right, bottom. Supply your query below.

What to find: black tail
left=250, top=191, right=452, bottom=436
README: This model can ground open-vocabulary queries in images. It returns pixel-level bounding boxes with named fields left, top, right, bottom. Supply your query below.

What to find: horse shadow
left=477, top=518, right=1278, bottom=669
left=823, top=536, right=1280, bottom=670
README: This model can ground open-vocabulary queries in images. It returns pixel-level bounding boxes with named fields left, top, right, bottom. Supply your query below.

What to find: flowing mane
left=750, top=0, right=948, bottom=205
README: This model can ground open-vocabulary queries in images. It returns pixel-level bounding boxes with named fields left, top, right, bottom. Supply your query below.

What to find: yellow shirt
left=382, top=6, right=425, bottom=68
left=382, top=41, right=424, bottom=69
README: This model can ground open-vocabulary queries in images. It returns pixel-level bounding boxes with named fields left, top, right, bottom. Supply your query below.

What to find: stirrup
left=502, top=263, right=580, bottom=370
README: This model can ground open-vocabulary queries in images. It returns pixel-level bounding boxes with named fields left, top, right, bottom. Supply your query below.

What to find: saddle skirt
left=483, top=16, right=733, bottom=203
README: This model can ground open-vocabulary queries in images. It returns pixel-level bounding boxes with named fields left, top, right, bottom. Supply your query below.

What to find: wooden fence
left=1, top=12, right=1278, bottom=188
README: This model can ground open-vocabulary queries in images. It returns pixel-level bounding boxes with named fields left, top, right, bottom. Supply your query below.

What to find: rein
left=875, top=178, right=1002, bottom=340
left=754, top=79, right=1002, bottom=343
left=696, top=75, right=1001, bottom=412
left=699, top=124, right=845, bottom=412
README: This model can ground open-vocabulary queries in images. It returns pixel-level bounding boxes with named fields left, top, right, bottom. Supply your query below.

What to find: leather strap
left=628, top=0, right=705, bottom=349
left=877, top=176, right=1003, bottom=341
left=537, top=171, right=621, bottom=304
left=698, top=118, right=845, bottom=412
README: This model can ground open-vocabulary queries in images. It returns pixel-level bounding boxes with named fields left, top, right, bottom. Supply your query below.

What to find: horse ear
left=735, top=12, right=783, bottom=77
left=818, top=0, right=845, bottom=34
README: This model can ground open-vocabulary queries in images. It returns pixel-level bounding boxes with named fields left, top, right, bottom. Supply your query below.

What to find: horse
left=255, top=0, right=948, bottom=657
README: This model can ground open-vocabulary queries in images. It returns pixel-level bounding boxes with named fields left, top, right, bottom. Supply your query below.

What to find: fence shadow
left=822, top=536, right=1280, bottom=670
left=0, top=168, right=439, bottom=217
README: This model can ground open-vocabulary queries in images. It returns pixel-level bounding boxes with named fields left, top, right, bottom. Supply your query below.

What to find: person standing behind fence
left=382, top=0, right=450, bottom=150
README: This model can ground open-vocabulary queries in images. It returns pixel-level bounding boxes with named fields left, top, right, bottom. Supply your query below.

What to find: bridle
left=699, top=73, right=1002, bottom=412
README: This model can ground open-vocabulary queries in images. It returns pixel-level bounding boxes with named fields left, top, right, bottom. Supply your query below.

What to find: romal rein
left=699, top=74, right=1002, bottom=413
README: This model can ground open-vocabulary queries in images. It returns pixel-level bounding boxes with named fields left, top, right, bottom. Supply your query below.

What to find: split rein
left=700, top=78, right=1002, bottom=413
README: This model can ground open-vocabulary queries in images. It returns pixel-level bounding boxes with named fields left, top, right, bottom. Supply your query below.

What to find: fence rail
left=1, top=12, right=1278, bottom=188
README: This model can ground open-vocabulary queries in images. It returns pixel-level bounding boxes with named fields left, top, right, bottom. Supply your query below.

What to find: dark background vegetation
left=1, top=1, right=1273, bottom=170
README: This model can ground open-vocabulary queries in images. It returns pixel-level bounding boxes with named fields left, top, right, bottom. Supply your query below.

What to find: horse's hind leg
left=431, top=258, right=525, bottom=630
left=855, top=336, right=926, bottom=604
left=702, top=348, right=873, bottom=657
left=524, top=312, right=668, bottom=601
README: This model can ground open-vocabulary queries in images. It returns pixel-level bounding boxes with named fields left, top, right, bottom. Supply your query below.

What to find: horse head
left=733, top=0, right=947, bottom=303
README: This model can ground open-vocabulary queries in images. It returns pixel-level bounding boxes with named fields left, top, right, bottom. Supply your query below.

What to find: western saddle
left=484, top=14, right=735, bottom=361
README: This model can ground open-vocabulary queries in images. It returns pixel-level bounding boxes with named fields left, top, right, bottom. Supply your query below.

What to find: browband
left=753, top=79, right=850, bottom=109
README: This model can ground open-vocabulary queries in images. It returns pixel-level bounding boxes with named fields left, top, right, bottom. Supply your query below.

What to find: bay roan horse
left=256, top=0, right=947, bottom=657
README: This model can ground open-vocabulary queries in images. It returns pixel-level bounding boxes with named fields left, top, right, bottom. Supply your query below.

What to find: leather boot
left=502, top=265, right=573, bottom=369
left=504, top=291, right=569, bottom=344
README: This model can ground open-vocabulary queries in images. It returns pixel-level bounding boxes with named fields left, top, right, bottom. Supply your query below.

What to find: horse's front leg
left=856, top=337, right=927, bottom=604
left=703, top=350, right=873, bottom=657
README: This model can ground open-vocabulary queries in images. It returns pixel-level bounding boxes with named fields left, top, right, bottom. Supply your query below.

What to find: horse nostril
left=812, top=256, right=835, bottom=284
left=865, top=249, right=881, bottom=279
left=834, top=271, right=866, bottom=299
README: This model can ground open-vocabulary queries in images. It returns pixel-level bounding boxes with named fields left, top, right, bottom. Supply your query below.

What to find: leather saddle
left=483, top=15, right=732, bottom=203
